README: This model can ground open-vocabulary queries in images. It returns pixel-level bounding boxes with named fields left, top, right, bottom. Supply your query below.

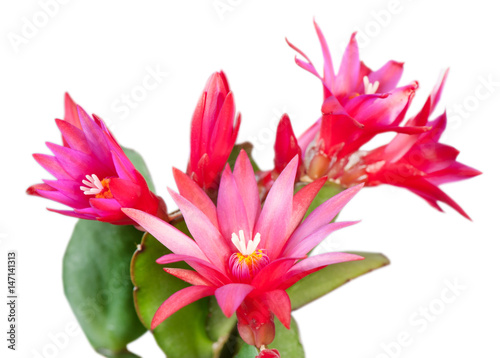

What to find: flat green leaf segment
left=63, top=220, right=145, bottom=357
left=287, top=251, right=390, bottom=310
left=122, top=147, right=156, bottom=192
left=235, top=317, right=304, bottom=358
left=131, top=225, right=214, bottom=358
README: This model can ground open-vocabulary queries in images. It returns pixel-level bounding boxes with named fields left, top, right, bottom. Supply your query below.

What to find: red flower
left=187, top=71, right=241, bottom=195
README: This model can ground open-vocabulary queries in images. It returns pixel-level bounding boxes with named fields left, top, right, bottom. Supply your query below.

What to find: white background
left=1, top=0, right=499, bottom=357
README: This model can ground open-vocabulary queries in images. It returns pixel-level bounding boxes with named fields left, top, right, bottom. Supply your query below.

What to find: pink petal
left=163, top=267, right=213, bottom=286
left=251, top=257, right=299, bottom=290
left=313, top=20, right=335, bottom=94
left=156, top=253, right=230, bottom=286
left=56, top=119, right=91, bottom=154
left=48, top=208, right=95, bottom=220
left=368, top=61, right=404, bottom=93
left=335, top=33, right=360, bottom=99
left=76, top=106, right=114, bottom=169
left=282, top=252, right=365, bottom=288
left=121, top=208, right=207, bottom=260
left=151, top=285, right=216, bottom=329
left=169, top=188, right=231, bottom=271
left=284, top=221, right=359, bottom=257
left=33, top=153, right=73, bottom=180
left=284, top=184, right=363, bottom=253
left=233, top=150, right=261, bottom=229
left=109, top=178, right=142, bottom=207
left=217, top=166, right=251, bottom=244
left=45, top=142, right=109, bottom=180
left=263, top=290, right=291, bottom=329
left=215, top=283, right=254, bottom=317
left=63, top=93, right=82, bottom=130
left=172, top=168, right=219, bottom=229
left=255, top=157, right=297, bottom=260
left=287, top=177, right=328, bottom=238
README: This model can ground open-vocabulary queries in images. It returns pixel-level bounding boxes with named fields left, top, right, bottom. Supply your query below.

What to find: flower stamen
left=230, top=230, right=269, bottom=282
left=80, top=174, right=113, bottom=199
left=363, top=76, right=380, bottom=95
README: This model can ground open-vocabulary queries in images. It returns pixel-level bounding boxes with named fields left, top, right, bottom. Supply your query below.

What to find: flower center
left=363, top=76, right=380, bottom=95
left=229, top=230, right=270, bottom=282
left=80, top=174, right=113, bottom=199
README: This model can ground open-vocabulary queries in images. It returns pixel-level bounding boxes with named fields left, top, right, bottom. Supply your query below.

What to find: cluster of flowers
left=28, top=22, right=479, bottom=357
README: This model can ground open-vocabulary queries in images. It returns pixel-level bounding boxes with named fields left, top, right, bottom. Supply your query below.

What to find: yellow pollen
left=95, top=178, right=113, bottom=199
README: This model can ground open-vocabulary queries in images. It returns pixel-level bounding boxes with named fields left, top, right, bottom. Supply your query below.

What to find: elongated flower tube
left=27, top=94, right=167, bottom=225
left=123, top=151, right=364, bottom=349
left=187, top=71, right=241, bottom=195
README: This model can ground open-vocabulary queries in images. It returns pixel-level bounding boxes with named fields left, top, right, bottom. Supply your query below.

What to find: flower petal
left=173, top=167, right=219, bottom=229
left=215, top=283, right=254, bottom=317
left=122, top=208, right=207, bottom=260
left=284, top=184, right=362, bottom=253
left=263, top=290, right=291, bottom=329
left=255, top=157, right=297, bottom=260
left=151, top=285, right=216, bottom=330
left=233, top=150, right=261, bottom=229
left=169, top=188, right=231, bottom=271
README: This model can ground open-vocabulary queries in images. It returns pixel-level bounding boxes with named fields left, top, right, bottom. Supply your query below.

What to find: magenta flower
left=271, top=21, right=480, bottom=218
left=342, top=72, right=481, bottom=219
left=123, top=151, right=363, bottom=348
left=187, top=71, right=241, bottom=195
left=27, top=94, right=166, bottom=225
left=287, top=21, right=428, bottom=180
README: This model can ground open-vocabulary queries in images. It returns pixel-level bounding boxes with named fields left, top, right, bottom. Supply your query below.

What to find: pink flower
left=27, top=94, right=166, bottom=225
left=342, top=71, right=482, bottom=219
left=287, top=21, right=428, bottom=180
left=274, top=21, right=480, bottom=218
left=123, top=151, right=363, bottom=348
left=187, top=71, right=241, bottom=195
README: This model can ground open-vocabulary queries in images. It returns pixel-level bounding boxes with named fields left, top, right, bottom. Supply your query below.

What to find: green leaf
left=206, top=297, right=238, bottom=353
left=63, top=220, right=146, bottom=357
left=234, top=344, right=258, bottom=358
left=228, top=142, right=260, bottom=171
left=235, top=317, right=304, bottom=358
left=131, top=222, right=214, bottom=358
left=295, top=180, right=344, bottom=220
left=122, top=147, right=156, bottom=192
left=268, top=317, right=304, bottom=357
left=287, top=251, right=390, bottom=310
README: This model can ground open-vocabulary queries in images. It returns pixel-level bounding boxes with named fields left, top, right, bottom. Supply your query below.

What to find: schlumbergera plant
left=27, top=22, right=480, bottom=358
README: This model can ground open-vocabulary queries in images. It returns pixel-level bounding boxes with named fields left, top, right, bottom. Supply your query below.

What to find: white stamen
left=80, top=174, right=104, bottom=195
left=231, top=230, right=261, bottom=256
left=363, top=76, right=380, bottom=95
